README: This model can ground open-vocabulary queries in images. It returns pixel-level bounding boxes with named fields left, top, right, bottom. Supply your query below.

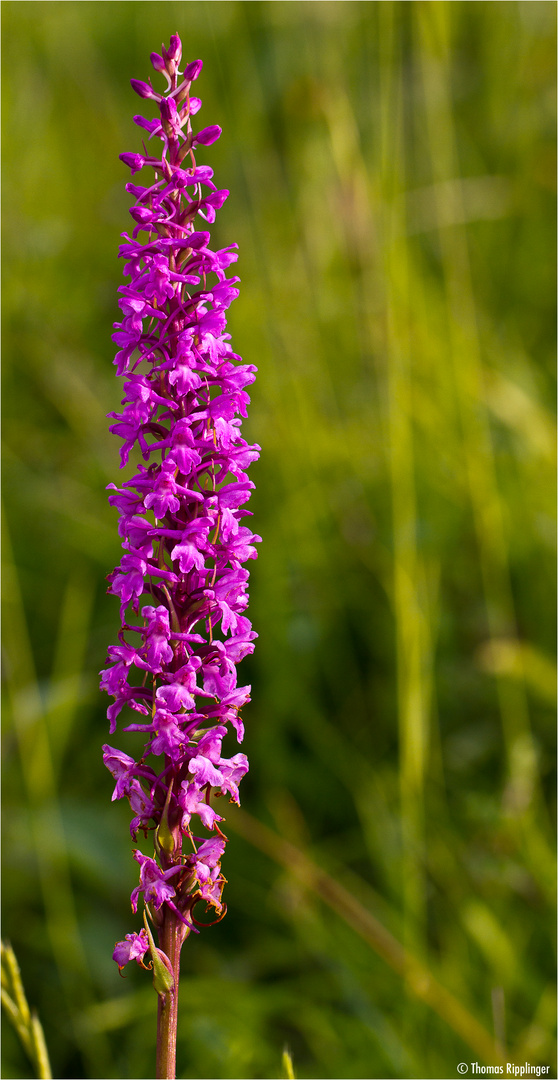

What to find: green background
left=2, top=2, right=556, bottom=1077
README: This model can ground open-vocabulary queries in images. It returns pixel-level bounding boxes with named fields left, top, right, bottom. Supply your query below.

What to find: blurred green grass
left=1, top=2, right=556, bottom=1078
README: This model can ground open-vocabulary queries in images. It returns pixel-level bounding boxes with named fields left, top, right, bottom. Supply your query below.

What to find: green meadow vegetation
left=2, top=2, right=556, bottom=1078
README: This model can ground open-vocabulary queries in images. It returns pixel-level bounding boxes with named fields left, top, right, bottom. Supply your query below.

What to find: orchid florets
left=101, top=35, right=259, bottom=978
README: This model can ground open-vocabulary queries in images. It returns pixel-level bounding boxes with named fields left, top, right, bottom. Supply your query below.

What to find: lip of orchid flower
left=101, top=31, right=259, bottom=1006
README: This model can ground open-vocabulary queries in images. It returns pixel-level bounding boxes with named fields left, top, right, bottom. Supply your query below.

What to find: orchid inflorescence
left=101, top=34, right=259, bottom=975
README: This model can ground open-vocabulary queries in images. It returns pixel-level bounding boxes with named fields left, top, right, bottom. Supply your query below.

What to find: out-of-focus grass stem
left=45, top=567, right=95, bottom=780
left=1, top=514, right=111, bottom=1077
left=1, top=940, right=52, bottom=1079
left=228, top=805, right=504, bottom=1065
left=282, top=1046, right=296, bottom=1079
left=379, top=2, right=431, bottom=960
left=417, top=4, right=552, bottom=881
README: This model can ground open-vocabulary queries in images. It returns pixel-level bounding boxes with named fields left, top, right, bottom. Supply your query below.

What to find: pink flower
left=102, top=34, right=258, bottom=966
left=112, top=929, right=150, bottom=971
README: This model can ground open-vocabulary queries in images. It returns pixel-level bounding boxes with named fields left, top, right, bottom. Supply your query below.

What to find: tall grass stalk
left=2, top=518, right=111, bottom=1077
left=379, top=4, right=431, bottom=961
left=417, top=4, right=554, bottom=892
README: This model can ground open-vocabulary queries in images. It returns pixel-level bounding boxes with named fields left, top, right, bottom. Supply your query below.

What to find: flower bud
left=119, top=152, right=145, bottom=174
left=150, top=52, right=166, bottom=73
left=184, top=59, right=203, bottom=82
left=142, top=914, right=176, bottom=997
left=152, top=948, right=175, bottom=996
left=130, top=78, right=159, bottom=100
left=160, top=96, right=180, bottom=138
left=155, top=805, right=177, bottom=857
left=193, top=125, right=222, bottom=147
left=160, top=97, right=178, bottom=123
left=167, top=34, right=182, bottom=63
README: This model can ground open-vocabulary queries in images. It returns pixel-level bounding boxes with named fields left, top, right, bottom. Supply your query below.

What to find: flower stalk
left=155, top=909, right=182, bottom=1080
left=101, top=34, right=259, bottom=1079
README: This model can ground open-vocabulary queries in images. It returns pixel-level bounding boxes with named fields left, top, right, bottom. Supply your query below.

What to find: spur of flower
left=101, top=34, right=259, bottom=978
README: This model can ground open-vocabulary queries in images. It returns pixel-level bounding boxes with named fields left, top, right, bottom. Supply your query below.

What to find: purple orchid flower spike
left=101, top=36, right=259, bottom=1080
